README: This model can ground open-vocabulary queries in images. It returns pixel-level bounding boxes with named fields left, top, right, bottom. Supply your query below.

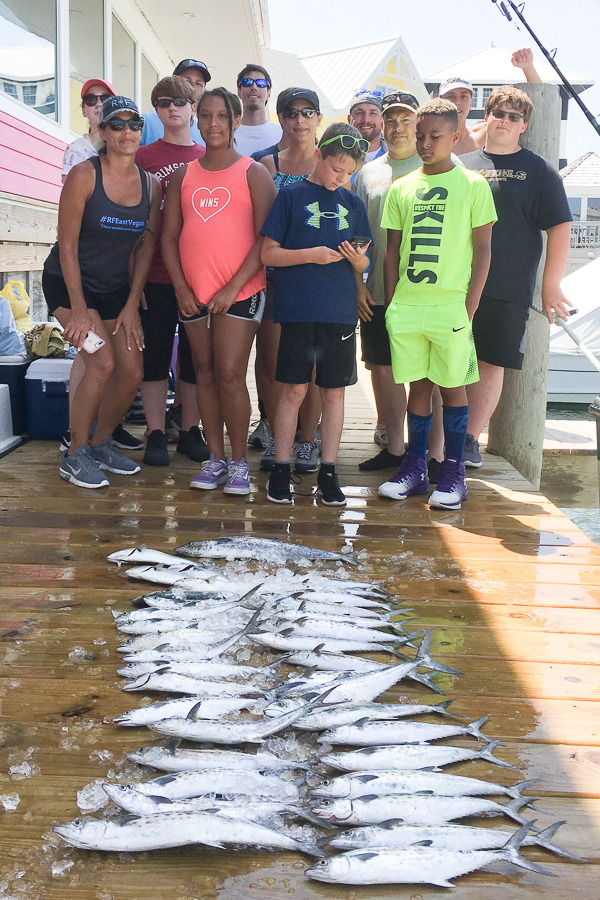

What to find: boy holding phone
left=261, top=123, right=372, bottom=506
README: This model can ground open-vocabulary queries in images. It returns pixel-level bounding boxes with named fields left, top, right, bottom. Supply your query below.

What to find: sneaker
left=374, top=423, right=388, bottom=449
left=317, top=468, right=346, bottom=506
left=248, top=418, right=271, bottom=450
left=224, top=458, right=251, bottom=495
left=165, top=404, right=182, bottom=443
left=267, top=462, right=293, bottom=504
left=112, top=423, right=144, bottom=451
left=359, top=449, right=405, bottom=472
left=259, top=437, right=277, bottom=471
left=144, top=430, right=169, bottom=467
left=190, top=455, right=228, bottom=490
left=91, top=438, right=141, bottom=475
left=60, top=428, right=71, bottom=452
left=60, top=446, right=109, bottom=489
left=462, top=433, right=482, bottom=468
left=427, top=457, right=442, bottom=485
left=294, top=441, right=319, bottom=474
left=429, top=458, right=468, bottom=510
left=177, top=426, right=210, bottom=463
left=378, top=450, right=429, bottom=500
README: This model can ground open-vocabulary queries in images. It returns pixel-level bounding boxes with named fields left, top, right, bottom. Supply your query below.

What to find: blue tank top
left=272, top=149, right=309, bottom=193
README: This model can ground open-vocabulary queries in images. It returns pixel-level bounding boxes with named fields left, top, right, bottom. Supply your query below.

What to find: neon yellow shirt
left=381, top=164, right=497, bottom=306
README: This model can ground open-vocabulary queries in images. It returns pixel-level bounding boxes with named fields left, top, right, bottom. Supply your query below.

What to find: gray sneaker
left=60, top=446, right=109, bottom=489
left=462, top=433, right=482, bottom=468
left=294, top=440, right=319, bottom=473
left=90, top=438, right=141, bottom=475
left=248, top=418, right=271, bottom=449
left=259, top=437, right=277, bottom=471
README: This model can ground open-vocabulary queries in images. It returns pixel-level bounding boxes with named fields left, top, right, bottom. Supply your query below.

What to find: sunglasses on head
left=320, top=134, right=369, bottom=153
left=106, top=116, right=144, bottom=132
left=239, top=77, right=270, bottom=89
left=354, top=89, right=384, bottom=98
left=155, top=97, right=192, bottom=108
left=83, top=93, right=112, bottom=106
left=282, top=107, right=318, bottom=119
left=490, top=108, right=524, bottom=122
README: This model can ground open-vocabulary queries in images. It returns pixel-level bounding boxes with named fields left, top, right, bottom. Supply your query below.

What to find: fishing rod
left=491, top=0, right=600, bottom=138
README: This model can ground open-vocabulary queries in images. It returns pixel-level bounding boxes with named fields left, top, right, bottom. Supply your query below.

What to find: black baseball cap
left=282, top=88, right=320, bottom=112
left=173, top=59, right=211, bottom=83
left=381, top=91, right=419, bottom=114
left=99, top=95, right=141, bottom=124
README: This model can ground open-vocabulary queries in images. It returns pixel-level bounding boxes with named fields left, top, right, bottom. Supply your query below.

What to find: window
left=471, top=87, right=478, bottom=108
left=471, top=86, right=494, bottom=110
left=0, top=0, right=57, bottom=119
left=112, top=15, right=136, bottom=101
left=141, top=54, right=158, bottom=113
left=568, top=198, right=581, bottom=222
left=69, top=0, right=104, bottom=133
left=587, top=198, right=600, bottom=221
left=482, top=87, right=493, bottom=108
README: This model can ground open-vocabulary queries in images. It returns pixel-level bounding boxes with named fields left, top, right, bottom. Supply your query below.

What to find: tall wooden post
left=486, top=82, right=562, bottom=489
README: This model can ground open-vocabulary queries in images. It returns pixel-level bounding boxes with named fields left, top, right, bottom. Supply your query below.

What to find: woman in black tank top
left=44, top=96, right=161, bottom=489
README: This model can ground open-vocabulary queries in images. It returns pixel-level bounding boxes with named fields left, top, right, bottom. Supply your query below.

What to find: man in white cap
left=439, top=77, right=478, bottom=155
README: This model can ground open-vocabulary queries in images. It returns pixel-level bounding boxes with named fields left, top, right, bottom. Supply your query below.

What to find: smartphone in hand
left=82, top=331, right=105, bottom=354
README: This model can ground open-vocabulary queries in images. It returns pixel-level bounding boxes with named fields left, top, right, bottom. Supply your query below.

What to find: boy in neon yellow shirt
left=379, top=98, right=496, bottom=509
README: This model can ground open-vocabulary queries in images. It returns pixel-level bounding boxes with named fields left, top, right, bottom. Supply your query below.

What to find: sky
left=268, top=0, right=600, bottom=165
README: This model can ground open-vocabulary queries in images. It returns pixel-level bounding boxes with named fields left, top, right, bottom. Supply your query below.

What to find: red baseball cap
left=81, top=78, right=115, bottom=99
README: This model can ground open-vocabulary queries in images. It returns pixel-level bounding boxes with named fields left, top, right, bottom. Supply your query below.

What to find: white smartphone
left=82, top=331, right=105, bottom=354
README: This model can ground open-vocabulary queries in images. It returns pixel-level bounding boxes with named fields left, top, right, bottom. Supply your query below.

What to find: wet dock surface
left=1, top=403, right=600, bottom=898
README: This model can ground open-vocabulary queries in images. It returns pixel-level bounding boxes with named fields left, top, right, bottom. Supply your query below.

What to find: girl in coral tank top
left=163, top=88, right=276, bottom=495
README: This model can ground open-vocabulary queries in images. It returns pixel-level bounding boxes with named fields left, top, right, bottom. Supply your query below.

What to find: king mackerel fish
left=175, top=536, right=359, bottom=566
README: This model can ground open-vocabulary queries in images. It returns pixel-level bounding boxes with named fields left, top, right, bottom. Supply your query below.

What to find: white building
left=560, top=152, right=600, bottom=275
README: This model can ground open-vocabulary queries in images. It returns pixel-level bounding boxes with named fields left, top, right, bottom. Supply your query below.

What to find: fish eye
left=321, top=801, right=332, bottom=807
left=73, top=819, right=82, bottom=826
left=316, top=860, right=328, bottom=867
left=342, top=830, right=352, bottom=836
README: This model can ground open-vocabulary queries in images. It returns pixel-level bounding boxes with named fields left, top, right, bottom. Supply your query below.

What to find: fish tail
left=414, top=630, right=464, bottom=676
left=467, top=715, right=492, bottom=743
left=339, top=551, right=359, bottom=567
left=480, top=740, right=520, bottom=770
left=500, top=822, right=556, bottom=877
left=434, top=699, right=465, bottom=719
left=533, top=821, right=587, bottom=861
left=504, top=797, right=545, bottom=826
left=508, top=778, right=539, bottom=799
left=408, top=670, right=446, bottom=694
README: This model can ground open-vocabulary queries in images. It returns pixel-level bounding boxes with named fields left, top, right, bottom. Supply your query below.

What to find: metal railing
left=571, top=221, right=600, bottom=248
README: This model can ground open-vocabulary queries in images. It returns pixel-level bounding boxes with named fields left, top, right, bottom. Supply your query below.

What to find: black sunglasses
left=155, top=98, right=192, bottom=108
left=282, top=107, right=319, bottom=119
left=83, top=93, right=112, bottom=106
left=106, top=117, right=144, bottom=132
left=239, top=77, right=270, bottom=89
left=490, top=108, right=524, bottom=122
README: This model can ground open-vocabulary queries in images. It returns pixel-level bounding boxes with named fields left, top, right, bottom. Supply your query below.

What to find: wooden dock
left=1, top=362, right=599, bottom=898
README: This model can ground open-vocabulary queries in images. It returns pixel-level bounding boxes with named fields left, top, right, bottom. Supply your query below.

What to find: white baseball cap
left=439, top=77, right=473, bottom=96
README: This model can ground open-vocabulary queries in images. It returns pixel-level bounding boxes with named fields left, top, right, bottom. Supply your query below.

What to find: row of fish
left=52, top=539, right=580, bottom=887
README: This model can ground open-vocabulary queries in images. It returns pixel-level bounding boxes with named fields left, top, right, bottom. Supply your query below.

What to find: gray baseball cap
left=99, top=95, right=141, bottom=124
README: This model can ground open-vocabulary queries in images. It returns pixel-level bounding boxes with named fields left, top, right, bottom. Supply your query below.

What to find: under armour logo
left=305, top=202, right=349, bottom=230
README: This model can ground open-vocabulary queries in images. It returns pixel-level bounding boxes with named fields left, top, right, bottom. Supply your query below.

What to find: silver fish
left=269, top=599, right=390, bottom=620
left=108, top=545, right=214, bottom=568
left=176, top=536, right=359, bottom=566
left=305, top=823, right=552, bottom=886
left=116, top=660, right=279, bottom=681
left=126, top=565, right=261, bottom=593
left=113, top=696, right=258, bottom=727
left=322, top=740, right=518, bottom=772
left=127, top=746, right=312, bottom=774
left=118, top=606, right=263, bottom=657
left=122, top=672, right=266, bottom=696
left=310, top=794, right=538, bottom=826
left=53, top=811, right=325, bottom=855
left=266, top=700, right=460, bottom=729
left=311, top=771, right=540, bottom=800
left=318, top=715, right=491, bottom=746
left=250, top=630, right=399, bottom=655
left=112, top=768, right=299, bottom=801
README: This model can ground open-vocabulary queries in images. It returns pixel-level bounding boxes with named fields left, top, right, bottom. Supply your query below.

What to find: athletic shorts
left=276, top=322, right=358, bottom=389
left=472, top=295, right=530, bottom=370
left=385, top=301, right=479, bottom=388
left=140, top=282, right=195, bottom=384
left=360, top=305, right=392, bottom=367
left=42, top=269, right=129, bottom=320
left=179, top=291, right=265, bottom=325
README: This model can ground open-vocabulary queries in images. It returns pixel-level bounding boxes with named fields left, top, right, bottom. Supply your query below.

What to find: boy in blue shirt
left=261, top=123, right=372, bottom=506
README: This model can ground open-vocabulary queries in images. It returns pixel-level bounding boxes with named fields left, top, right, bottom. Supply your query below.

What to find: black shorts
left=140, top=282, right=195, bottom=384
left=276, top=322, right=358, bottom=389
left=179, top=291, right=265, bottom=324
left=42, top=269, right=129, bottom=320
left=472, top=295, right=530, bottom=370
left=360, top=305, right=392, bottom=367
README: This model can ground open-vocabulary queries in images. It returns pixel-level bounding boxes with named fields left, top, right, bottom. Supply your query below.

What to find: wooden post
left=486, top=82, right=562, bottom=489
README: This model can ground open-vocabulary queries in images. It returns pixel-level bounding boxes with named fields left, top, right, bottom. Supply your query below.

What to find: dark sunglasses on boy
left=239, top=77, right=270, bottom=89
left=490, top=108, right=524, bottom=122
left=320, top=133, right=369, bottom=153
left=83, top=93, right=113, bottom=106
left=105, top=116, right=144, bottom=132
left=155, top=97, right=192, bottom=108
left=281, top=107, right=319, bottom=119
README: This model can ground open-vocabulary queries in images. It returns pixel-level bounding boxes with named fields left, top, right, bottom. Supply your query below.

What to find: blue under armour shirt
left=261, top=179, right=372, bottom=325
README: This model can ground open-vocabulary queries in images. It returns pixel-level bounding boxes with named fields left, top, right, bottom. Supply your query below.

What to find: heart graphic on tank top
left=191, top=187, right=231, bottom=222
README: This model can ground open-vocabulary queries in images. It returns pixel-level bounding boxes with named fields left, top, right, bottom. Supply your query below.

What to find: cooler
left=0, top=354, right=31, bottom=434
left=25, top=358, right=72, bottom=440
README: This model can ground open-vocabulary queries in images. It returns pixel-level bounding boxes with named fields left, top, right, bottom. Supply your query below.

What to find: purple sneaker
left=190, top=454, right=228, bottom=490
left=223, top=458, right=251, bottom=495
left=428, top=458, right=468, bottom=510
left=378, top=450, right=429, bottom=500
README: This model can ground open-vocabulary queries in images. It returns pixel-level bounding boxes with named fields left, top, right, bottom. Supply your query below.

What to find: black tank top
left=45, top=156, right=151, bottom=293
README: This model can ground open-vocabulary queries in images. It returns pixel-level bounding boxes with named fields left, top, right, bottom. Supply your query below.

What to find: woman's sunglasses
left=83, top=93, right=112, bottom=106
left=155, top=98, right=192, bottom=108
left=105, top=117, right=144, bottom=132
left=281, top=107, right=319, bottom=119
left=239, top=77, right=270, bottom=89
left=490, top=108, right=524, bottom=122
left=320, top=134, right=369, bottom=153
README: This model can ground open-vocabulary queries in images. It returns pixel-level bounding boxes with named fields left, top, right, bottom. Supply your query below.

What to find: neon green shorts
left=385, top=301, right=479, bottom=387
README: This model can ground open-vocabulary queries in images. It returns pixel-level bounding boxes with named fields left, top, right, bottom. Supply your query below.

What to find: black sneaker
left=177, top=426, right=210, bottom=463
left=359, top=449, right=405, bottom=472
left=267, top=462, right=293, bottom=504
left=318, top=468, right=346, bottom=506
left=60, top=428, right=71, bottom=452
left=427, top=457, right=442, bottom=485
left=143, top=430, right=169, bottom=466
left=112, top=423, right=144, bottom=451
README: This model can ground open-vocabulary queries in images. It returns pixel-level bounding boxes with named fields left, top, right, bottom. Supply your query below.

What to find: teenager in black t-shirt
left=460, top=85, right=572, bottom=468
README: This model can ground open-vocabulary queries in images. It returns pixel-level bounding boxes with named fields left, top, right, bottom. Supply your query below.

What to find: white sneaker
left=429, top=459, right=468, bottom=510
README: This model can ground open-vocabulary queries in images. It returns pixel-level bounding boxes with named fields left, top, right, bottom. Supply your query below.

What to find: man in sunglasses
left=348, top=90, right=386, bottom=166
left=460, top=85, right=572, bottom=469
left=235, top=64, right=282, bottom=157
left=139, top=59, right=210, bottom=147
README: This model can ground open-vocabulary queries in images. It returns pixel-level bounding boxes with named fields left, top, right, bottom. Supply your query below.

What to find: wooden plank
left=0, top=243, right=49, bottom=272
left=0, top=194, right=57, bottom=243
